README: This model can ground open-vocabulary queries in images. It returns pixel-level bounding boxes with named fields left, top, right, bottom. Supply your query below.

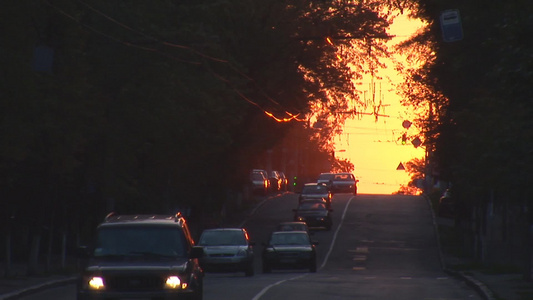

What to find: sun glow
left=334, top=13, right=427, bottom=194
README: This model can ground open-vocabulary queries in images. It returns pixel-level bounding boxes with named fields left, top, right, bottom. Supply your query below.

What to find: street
left=19, top=193, right=481, bottom=300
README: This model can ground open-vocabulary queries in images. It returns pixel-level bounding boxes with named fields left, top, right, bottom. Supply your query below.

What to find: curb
left=425, top=194, right=495, bottom=300
left=0, top=277, right=77, bottom=300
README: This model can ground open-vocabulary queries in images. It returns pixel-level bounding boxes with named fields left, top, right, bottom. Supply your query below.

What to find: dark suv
left=77, top=212, right=204, bottom=300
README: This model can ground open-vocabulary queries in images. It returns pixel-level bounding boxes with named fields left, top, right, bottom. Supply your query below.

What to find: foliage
left=397, top=0, right=533, bottom=273
left=0, top=0, right=420, bottom=268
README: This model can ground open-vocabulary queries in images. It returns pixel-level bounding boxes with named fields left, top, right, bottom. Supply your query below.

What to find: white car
left=198, top=228, right=255, bottom=276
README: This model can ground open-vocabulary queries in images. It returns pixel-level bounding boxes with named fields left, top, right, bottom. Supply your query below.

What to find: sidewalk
left=441, top=251, right=533, bottom=300
left=0, top=265, right=76, bottom=300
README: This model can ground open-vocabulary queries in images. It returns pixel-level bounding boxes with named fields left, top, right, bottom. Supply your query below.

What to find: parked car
left=279, top=171, right=289, bottom=191
left=262, top=231, right=318, bottom=273
left=293, top=199, right=333, bottom=231
left=298, top=183, right=332, bottom=207
left=197, top=228, right=255, bottom=276
left=252, top=169, right=271, bottom=192
left=77, top=212, right=204, bottom=300
left=331, top=172, right=358, bottom=195
left=269, top=170, right=283, bottom=192
left=275, top=221, right=310, bottom=233
left=438, top=189, right=455, bottom=218
left=250, top=171, right=269, bottom=195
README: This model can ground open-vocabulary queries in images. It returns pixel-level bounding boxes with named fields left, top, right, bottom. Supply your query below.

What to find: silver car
left=198, top=228, right=255, bottom=276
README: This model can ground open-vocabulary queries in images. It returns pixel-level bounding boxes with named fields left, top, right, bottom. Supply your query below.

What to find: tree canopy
left=1, top=0, right=419, bottom=246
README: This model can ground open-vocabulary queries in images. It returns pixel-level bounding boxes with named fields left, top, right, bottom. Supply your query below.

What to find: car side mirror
left=190, top=246, right=204, bottom=259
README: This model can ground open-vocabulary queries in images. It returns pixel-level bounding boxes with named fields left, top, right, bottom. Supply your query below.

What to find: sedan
left=293, top=200, right=333, bottom=231
left=275, top=221, right=310, bottom=233
left=250, top=171, right=269, bottom=195
left=331, top=172, right=358, bottom=194
left=298, top=183, right=332, bottom=206
left=262, top=231, right=318, bottom=273
left=198, top=228, right=255, bottom=276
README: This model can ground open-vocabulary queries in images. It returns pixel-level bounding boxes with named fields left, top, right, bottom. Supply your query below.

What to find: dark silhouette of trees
left=1, top=0, right=410, bottom=274
left=398, top=0, right=533, bottom=279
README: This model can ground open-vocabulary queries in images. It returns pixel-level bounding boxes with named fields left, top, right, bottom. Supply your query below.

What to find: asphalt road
left=18, top=193, right=482, bottom=300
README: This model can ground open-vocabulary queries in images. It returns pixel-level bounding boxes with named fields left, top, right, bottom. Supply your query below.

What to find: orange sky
left=334, top=14, right=426, bottom=194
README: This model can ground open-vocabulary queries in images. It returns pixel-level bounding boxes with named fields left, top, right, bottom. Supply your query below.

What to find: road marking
left=251, top=195, right=354, bottom=300
left=251, top=274, right=308, bottom=300
left=352, top=255, right=367, bottom=261
left=320, top=195, right=354, bottom=270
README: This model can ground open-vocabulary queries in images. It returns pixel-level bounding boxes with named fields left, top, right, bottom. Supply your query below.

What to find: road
left=19, top=193, right=481, bottom=300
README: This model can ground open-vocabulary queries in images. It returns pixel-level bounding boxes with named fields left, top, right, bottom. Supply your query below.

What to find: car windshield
left=94, top=225, right=186, bottom=258
left=298, top=202, right=326, bottom=210
left=199, top=230, right=246, bottom=246
left=251, top=173, right=264, bottom=180
left=318, top=174, right=334, bottom=181
left=334, top=174, right=354, bottom=181
left=270, top=233, right=309, bottom=246
left=277, top=224, right=307, bottom=231
left=302, top=185, right=327, bottom=194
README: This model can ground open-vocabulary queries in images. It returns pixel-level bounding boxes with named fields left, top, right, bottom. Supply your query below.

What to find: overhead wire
left=44, top=0, right=304, bottom=122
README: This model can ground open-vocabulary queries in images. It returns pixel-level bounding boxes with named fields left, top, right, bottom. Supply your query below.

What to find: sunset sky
left=334, top=14, right=426, bottom=194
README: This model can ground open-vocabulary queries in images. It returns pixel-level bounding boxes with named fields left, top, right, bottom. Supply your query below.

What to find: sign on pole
left=440, top=9, right=463, bottom=42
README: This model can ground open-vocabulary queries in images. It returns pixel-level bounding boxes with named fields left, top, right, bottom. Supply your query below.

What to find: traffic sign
left=440, top=9, right=463, bottom=42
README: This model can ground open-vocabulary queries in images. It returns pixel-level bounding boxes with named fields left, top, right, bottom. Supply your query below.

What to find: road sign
left=396, top=162, right=405, bottom=171
left=440, top=9, right=463, bottom=42
left=411, top=137, right=422, bottom=148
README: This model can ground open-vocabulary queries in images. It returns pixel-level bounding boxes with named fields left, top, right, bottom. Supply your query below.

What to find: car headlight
left=87, top=276, right=105, bottom=290
left=165, top=276, right=186, bottom=289
left=296, top=216, right=305, bottom=221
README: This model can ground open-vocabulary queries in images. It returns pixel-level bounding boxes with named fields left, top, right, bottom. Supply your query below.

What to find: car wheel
left=245, top=262, right=254, bottom=277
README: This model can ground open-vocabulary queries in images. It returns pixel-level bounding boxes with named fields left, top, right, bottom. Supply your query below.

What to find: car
left=298, top=183, right=332, bottom=206
left=279, top=171, right=289, bottom=191
left=250, top=171, right=269, bottom=195
left=275, top=221, right=310, bottom=233
left=197, top=228, right=255, bottom=276
left=262, top=231, right=318, bottom=273
left=253, top=169, right=271, bottom=192
left=269, top=170, right=283, bottom=192
left=77, top=212, right=204, bottom=300
left=331, top=172, right=358, bottom=194
left=293, top=199, right=333, bottom=231
left=317, top=172, right=335, bottom=190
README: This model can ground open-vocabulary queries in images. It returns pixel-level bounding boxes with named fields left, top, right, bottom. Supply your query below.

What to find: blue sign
left=440, top=10, right=463, bottom=42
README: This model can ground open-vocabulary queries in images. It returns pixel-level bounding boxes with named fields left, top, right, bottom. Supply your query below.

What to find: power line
left=43, top=0, right=305, bottom=122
